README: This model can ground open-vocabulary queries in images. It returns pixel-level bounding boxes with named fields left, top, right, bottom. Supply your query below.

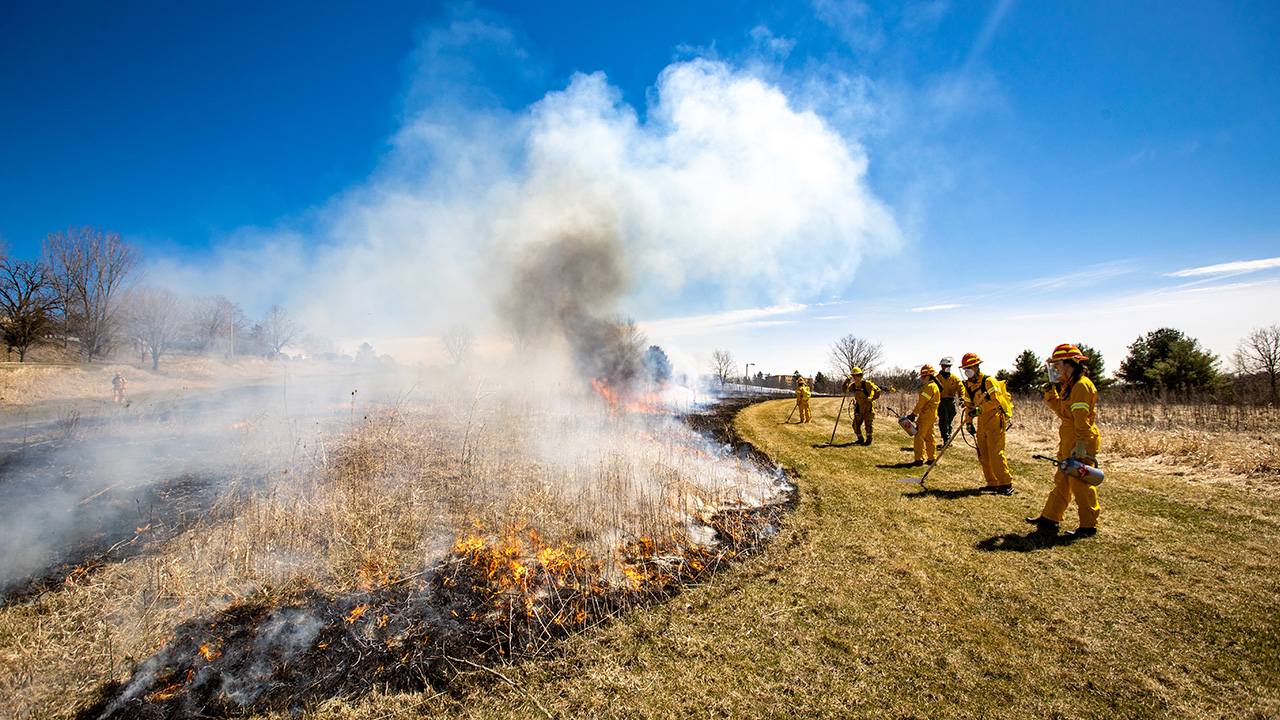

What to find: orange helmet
left=920, top=364, right=936, bottom=377
left=960, top=353, right=981, bottom=368
left=797, top=377, right=808, bottom=384
left=1051, top=343, right=1085, bottom=361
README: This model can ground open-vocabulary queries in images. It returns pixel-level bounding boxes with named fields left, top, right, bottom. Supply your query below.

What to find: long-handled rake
left=897, top=423, right=962, bottom=487
left=784, top=402, right=798, bottom=424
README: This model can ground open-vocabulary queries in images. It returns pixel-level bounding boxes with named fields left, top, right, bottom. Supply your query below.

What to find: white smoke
left=152, top=22, right=901, bottom=361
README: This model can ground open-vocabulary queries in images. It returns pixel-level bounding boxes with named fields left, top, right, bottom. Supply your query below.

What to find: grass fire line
left=8, top=388, right=793, bottom=720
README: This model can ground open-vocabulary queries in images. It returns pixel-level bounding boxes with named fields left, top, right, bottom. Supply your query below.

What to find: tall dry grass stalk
left=1009, top=391, right=1280, bottom=480
left=0, top=389, right=782, bottom=718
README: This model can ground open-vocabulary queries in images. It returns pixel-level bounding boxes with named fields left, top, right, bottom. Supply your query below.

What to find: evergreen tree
left=1007, top=349, right=1047, bottom=393
left=1076, top=342, right=1113, bottom=389
left=642, top=345, right=672, bottom=384
left=1118, top=328, right=1219, bottom=391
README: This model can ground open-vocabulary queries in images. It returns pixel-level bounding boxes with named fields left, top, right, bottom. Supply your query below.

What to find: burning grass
left=1, top=387, right=791, bottom=719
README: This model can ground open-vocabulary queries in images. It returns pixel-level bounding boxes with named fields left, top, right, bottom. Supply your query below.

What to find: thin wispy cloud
left=966, top=0, right=1018, bottom=68
left=1166, top=257, right=1280, bottom=278
left=910, top=303, right=964, bottom=312
left=642, top=303, right=808, bottom=337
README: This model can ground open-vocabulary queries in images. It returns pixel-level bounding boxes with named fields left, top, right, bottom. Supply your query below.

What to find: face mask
left=1046, top=363, right=1061, bottom=382
left=963, top=368, right=976, bottom=380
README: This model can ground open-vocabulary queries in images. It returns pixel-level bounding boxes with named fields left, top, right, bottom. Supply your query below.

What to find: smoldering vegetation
left=2, top=377, right=791, bottom=719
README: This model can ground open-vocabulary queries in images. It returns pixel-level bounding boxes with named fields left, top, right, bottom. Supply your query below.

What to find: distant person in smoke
left=1027, top=344, right=1102, bottom=537
left=112, top=371, right=127, bottom=403
left=935, top=357, right=963, bottom=441
left=960, top=352, right=1015, bottom=495
left=795, top=377, right=812, bottom=423
left=843, top=368, right=880, bottom=445
left=906, top=365, right=941, bottom=466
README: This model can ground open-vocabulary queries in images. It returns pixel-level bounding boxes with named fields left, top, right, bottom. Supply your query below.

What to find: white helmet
left=940, top=356, right=954, bottom=367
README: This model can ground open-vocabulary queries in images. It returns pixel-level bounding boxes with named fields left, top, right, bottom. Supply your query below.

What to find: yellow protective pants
left=1040, top=469, right=1100, bottom=528
left=913, top=409, right=937, bottom=462
left=975, top=414, right=1013, bottom=487
left=798, top=399, right=811, bottom=423
left=852, top=401, right=874, bottom=439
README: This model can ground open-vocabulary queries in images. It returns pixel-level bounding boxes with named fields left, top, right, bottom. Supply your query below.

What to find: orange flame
left=345, top=604, right=368, bottom=624
left=198, top=643, right=221, bottom=661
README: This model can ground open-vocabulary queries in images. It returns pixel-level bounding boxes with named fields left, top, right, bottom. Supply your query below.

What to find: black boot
left=1025, top=515, right=1058, bottom=529
left=863, top=435, right=872, bottom=446
left=856, top=435, right=865, bottom=445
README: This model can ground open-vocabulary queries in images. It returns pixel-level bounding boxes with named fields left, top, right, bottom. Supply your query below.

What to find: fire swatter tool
left=897, top=424, right=962, bottom=487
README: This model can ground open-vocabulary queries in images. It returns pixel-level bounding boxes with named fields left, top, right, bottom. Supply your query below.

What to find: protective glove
left=907, top=414, right=917, bottom=423
left=971, top=406, right=983, bottom=416
left=1043, top=384, right=1058, bottom=400
left=1072, top=441, right=1088, bottom=461
left=966, top=422, right=976, bottom=435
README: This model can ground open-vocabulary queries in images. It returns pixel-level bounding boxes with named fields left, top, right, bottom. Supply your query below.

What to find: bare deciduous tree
left=193, top=295, right=247, bottom=356
left=259, top=304, right=298, bottom=357
left=1235, top=324, right=1280, bottom=402
left=828, top=334, right=884, bottom=379
left=441, top=323, right=476, bottom=366
left=0, top=256, right=61, bottom=361
left=710, top=348, right=736, bottom=386
left=125, top=287, right=190, bottom=371
left=43, top=226, right=143, bottom=361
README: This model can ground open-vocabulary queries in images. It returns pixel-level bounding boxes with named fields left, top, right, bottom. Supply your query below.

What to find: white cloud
left=910, top=303, right=964, bottom=312
left=1166, top=257, right=1280, bottom=278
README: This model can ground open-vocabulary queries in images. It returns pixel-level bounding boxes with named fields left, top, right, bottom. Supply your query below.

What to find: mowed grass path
left=306, top=397, right=1280, bottom=720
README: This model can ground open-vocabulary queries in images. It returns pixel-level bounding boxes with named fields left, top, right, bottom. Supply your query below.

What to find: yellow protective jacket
left=848, top=378, right=880, bottom=414
left=1045, top=374, right=1100, bottom=459
left=935, top=371, right=964, bottom=399
left=912, top=380, right=941, bottom=423
left=796, top=385, right=812, bottom=402
left=963, top=373, right=1005, bottom=422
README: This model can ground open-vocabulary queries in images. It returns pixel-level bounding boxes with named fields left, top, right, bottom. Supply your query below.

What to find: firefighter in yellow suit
left=796, top=377, right=812, bottom=423
left=906, top=365, right=940, bottom=466
left=1027, top=344, right=1101, bottom=537
left=843, top=367, right=880, bottom=445
left=960, top=353, right=1015, bottom=495
left=935, top=357, right=964, bottom=441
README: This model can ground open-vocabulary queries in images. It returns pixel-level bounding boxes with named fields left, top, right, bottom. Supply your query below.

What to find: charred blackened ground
left=76, top=395, right=791, bottom=720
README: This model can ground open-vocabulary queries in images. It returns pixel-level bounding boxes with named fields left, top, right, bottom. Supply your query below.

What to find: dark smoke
left=500, top=230, right=649, bottom=385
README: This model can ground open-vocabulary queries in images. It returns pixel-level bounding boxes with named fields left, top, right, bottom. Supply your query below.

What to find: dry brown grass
left=0, top=355, right=285, bottom=410
left=0, top=388, right=781, bottom=719
left=1006, top=392, right=1280, bottom=491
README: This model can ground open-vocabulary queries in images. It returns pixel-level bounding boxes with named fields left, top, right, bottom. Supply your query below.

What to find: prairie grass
left=0, top=388, right=783, bottom=718
left=1007, top=391, right=1280, bottom=483
left=3, top=390, right=1278, bottom=719
left=220, top=395, right=1278, bottom=720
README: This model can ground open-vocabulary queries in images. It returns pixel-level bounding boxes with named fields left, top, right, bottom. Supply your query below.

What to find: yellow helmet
left=851, top=366, right=863, bottom=376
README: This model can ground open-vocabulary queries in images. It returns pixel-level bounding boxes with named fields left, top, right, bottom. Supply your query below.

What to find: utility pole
left=745, top=363, right=754, bottom=386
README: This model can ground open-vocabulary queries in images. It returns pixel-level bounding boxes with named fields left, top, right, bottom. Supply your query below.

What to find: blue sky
left=2, top=1, right=1277, bottom=378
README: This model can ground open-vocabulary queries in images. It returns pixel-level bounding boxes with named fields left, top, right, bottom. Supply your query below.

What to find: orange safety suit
left=911, top=379, right=941, bottom=462
left=963, top=373, right=1014, bottom=490
left=1040, top=374, right=1101, bottom=528
left=796, top=382, right=812, bottom=423
left=843, top=376, right=880, bottom=443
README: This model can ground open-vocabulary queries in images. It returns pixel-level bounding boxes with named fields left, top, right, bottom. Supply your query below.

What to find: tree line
left=709, top=324, right=1280, bottom=404
left=0, top=226, right=318, bottom=370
